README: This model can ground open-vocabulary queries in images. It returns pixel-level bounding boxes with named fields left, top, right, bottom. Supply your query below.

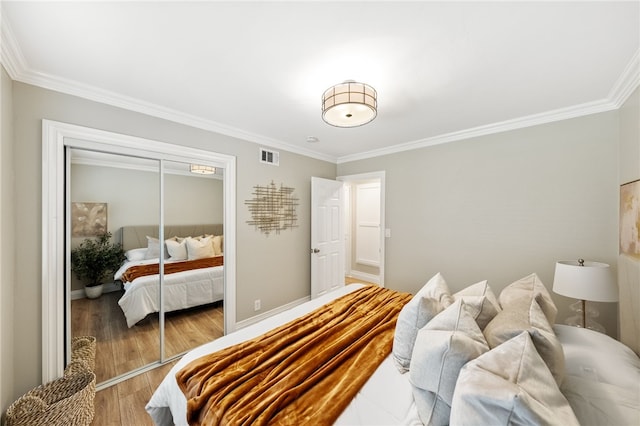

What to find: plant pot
left=84, top=284, right=104, bottom=299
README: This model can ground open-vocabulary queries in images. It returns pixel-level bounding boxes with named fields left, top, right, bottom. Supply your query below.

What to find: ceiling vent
left=259, top=148, right=279, bottom=166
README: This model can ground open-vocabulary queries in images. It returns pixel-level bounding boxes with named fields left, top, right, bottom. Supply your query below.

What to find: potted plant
left=71, top=232, right=125, bottom=299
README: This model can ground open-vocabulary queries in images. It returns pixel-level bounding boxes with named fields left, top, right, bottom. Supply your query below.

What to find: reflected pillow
left=212, top=235, right=223, bottom=255
left=125, top=248, right=147, bottom=262
left=144, top=236, right=169, bottom=260
left=166, top=237, right=188, bottom=261
left=186, top=236, right=214, bottom=260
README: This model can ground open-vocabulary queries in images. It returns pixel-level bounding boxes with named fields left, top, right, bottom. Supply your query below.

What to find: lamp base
left=564, top=314, right=606, bottom=333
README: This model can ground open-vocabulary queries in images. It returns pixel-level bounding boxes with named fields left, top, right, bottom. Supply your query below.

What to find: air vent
left=259, top=148, right=279, bottom=166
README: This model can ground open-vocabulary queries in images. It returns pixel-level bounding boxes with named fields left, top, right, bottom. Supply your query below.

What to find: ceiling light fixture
left=322, top=80, right=377, bottom=127
left=190, top=164, right=216, bottom=175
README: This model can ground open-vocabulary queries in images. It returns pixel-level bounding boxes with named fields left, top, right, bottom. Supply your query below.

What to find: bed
left=114, top=224, right=224, bottom=328
left=146, top=273, right=640, bottom=425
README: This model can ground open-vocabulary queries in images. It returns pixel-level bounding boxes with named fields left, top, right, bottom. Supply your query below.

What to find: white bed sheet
left=145, top=284, right=421, bottom=426
left=115, top=258, right=224, bottom=328
left=554, top=324, right=640, bottom=426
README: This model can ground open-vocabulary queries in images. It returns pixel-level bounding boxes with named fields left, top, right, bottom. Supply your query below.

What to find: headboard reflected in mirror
left=118, top=224, right=223, bottom=252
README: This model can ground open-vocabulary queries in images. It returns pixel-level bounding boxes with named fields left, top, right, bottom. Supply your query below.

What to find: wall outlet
left=254, top=299, right=261, bottom=311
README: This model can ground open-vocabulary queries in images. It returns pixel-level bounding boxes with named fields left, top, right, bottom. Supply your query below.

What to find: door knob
left=311, top=248, right=320, bottom=254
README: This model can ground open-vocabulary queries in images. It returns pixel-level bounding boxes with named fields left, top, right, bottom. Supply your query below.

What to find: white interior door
left=311, top=177, right=344, bottom=299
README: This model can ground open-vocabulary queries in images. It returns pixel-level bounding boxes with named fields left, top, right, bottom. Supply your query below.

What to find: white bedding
left=146, top=284, right=422, bottom=426
left=115, top=258, right=224, bottom=328
left=145, top=285, right=640, bottom=426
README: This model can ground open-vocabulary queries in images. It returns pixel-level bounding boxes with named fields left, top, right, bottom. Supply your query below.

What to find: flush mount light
left=322, top=80, right=377, bottom=127
left=190, top=164, right=216, bottom=175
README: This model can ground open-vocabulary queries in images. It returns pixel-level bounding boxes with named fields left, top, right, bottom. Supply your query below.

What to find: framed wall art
left=620, top=179, right=640, bottom=260
left=71, top=202, right=108, bottom=237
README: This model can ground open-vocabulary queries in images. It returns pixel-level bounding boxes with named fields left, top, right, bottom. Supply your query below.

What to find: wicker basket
left=71, top=336, right=96, bottom=372
left=4, top=370, right=96, bottom=426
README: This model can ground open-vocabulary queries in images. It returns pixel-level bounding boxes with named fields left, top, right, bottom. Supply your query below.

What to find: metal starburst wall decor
left=245, top=181, right=299, bottom=235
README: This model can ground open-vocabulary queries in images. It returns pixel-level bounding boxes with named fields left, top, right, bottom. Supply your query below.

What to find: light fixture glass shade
left=322, top=81, right=377, bottom=127
left=190, top=164, right=216, bottom=175
left=553, top=260, right=617, bottom=302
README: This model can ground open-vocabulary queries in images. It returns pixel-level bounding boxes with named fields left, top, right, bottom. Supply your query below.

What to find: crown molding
left=337, top=98, right=619, bottom=164
left=3, top=12, right=637, bottom=166
left=608, top=49, right=640, bottom=108
left=0, top=17, right=336, bottom=164
left=339, top=48, right=640, bottom=164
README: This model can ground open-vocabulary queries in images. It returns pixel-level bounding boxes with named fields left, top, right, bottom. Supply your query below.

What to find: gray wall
left=338, top=111, right=620, bottom=337
left=7, top=80, right=335, bottom=402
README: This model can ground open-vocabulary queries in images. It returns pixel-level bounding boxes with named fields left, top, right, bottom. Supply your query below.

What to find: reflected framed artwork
left=71, top=202, right=108, bottom=237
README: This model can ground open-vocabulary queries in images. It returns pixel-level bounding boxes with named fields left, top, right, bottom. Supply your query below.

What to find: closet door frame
left=42, top=119, right=237, bottom=384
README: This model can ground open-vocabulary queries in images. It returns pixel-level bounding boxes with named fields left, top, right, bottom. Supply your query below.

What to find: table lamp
left=552, top=259, right=617, bottom=333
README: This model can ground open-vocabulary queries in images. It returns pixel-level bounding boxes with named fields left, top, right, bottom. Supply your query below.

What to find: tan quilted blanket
left=176, top=285, right=411, bottom=425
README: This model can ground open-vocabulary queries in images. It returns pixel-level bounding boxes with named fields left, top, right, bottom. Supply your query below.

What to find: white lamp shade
left=553, top=260, right=618, bottom=302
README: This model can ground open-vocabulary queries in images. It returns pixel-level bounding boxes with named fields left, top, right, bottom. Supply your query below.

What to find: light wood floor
left=71, top=291, right=224, bottom=425
left=76, top=278, right=374, bottom=425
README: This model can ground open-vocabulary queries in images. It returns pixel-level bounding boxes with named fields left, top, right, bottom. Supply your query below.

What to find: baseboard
left=347, top=270, right=380, bottom=285
left=70, top=282, right=121, bottom=300
left=235, top=295, right=311, bottom=330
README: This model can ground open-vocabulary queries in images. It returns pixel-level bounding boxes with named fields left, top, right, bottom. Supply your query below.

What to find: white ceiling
left=3, top=1, right=639, bottom=163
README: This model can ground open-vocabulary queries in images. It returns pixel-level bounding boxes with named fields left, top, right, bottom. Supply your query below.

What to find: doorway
left=338, top=171, right=385, bottom=287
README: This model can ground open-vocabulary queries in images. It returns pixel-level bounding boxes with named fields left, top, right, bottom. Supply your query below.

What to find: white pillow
left=125, top=248, right=147, bottom=262
left=165, top=237, right=188, bottom=261
left=410, top=299, right=489, bottom=425
left=484, top=296, right=565, bottom=386
left=392, top=272, right=454, bottom=373
left=144, top=236, right=167, bottom=259
left=499, top=273, right=557, bottom=324
left=185, top=236, right=214, bottom=260
left=211, top=235, right=223, bottom=255
left=453, top=280, right=501, bottom=329
left=450, top=331, right=579, bottom=426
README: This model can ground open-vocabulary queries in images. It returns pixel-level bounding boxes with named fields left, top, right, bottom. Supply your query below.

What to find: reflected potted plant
left=71, top=232, right=125, bottom=299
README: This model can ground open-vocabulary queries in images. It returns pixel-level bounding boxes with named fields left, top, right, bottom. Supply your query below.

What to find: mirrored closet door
left=42, top=121, right=236, bottom=389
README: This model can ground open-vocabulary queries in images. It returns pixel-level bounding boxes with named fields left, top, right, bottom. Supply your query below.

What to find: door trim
left=337, top=171, right=386, bottom=287
left=42, top=119, right=237, bottom=383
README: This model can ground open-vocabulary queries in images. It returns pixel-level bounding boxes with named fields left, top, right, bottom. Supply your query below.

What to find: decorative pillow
left=499, top=273, right=557, bottom=324
left=392, top=273, right=454, bottom=373
left=185, top=236, right=214, bottom=260
left=144, top=236, right=169, bottom=259
left=125, top=247, right=147, bottom=262
left=410, top=299, right=489, bottom=425
left=483, top=296, right=565, bottom=385
left=165, top=237, right=188, bottom=261
left=450, top=331, right=579, bottom=426
left=453, top=280, right=501, bottom=329
left=211, top=235, right=223, bottom=255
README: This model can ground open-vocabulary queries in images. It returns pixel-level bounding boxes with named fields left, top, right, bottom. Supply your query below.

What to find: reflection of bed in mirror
left=114, top=224, right=224, bottom=328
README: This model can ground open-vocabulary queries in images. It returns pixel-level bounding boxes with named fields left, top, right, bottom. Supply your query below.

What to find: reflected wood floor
left=71, top=291, right=223, bottom=425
